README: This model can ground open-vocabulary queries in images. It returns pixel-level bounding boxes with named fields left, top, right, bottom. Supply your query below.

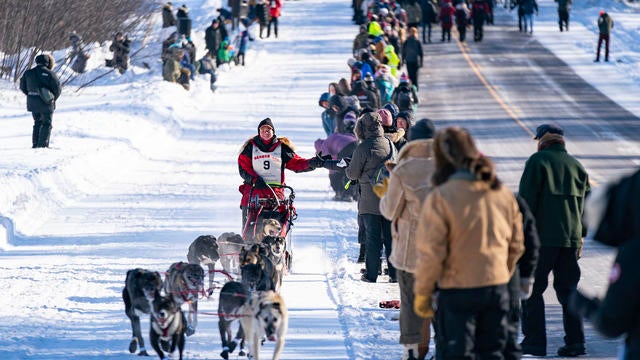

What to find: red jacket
left=268, top=0, right=282, bottom=18
left=439, top=3, right=455, bottom=29
left=238, top=135, right=310, bottom=206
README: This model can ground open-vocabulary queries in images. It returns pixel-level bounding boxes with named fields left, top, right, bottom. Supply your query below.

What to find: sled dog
left=240, top=244, right=276, bottom=291
left=122, top=268, right=163, bottom=356
left=255, top=218, right=282, bottom=242
left=240, top=290, right=288, bottom=360
left=218, top=281, right=250, bottom=360
left=187, top=234, right=220, bottom=295
left=150, top=293, right=186, bottom=360
left=218, top=232, right=245, bottom=274
left=262, top=235, right=286, bottom=292
left=163, top=261, right=204, bottom=336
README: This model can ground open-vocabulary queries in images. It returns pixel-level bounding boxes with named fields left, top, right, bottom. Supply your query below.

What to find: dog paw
left=228, top=341, right=237, bottom=353
left=185, top=325, right=196, bottom=336
left=137, top=350, right=149, bottom=356
left=220, top=350, right=229, bottom=359
left=207, top=288, right=215, bottom=297
left=238, top=350, right=246, bottom=356
left=128, top=338, right=138, bottom=353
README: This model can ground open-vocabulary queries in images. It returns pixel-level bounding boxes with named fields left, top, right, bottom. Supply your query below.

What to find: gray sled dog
left=240, top=290, right=288, bottom=360
left=218, top=232, right=245, bottom=274
left=163, top=261, right=204, bottom=336
left=187, top=234, right=220, bottom=295
left=122, top=268, right=163, bottom=356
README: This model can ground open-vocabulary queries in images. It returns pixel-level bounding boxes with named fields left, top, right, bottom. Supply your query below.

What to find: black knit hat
left=258, top=118, right=275, bottom=133
left=409, top=118, right=436, bottom=140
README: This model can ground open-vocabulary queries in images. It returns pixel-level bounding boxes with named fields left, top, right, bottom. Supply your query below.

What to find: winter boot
left=402, top=344, right=419, bottom=360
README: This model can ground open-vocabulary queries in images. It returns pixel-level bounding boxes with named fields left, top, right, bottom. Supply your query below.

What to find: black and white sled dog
left=218, top=232, right=245, bottom=274
left=187, top=234, right=220, bottom=295
left=122, top=268, right=163, bottom=356
left=163, top=261, right=205, bottom=336
left=239, top=290, right=288, bottom=360
left=150, top=293, right=186, bottom=360
left=218, top=281, right=250, bottom=360
left=262, top=235, right=286, bottom=292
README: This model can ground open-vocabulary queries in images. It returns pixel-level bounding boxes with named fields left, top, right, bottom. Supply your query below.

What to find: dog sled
left=242, top=184, right=296, bottom=272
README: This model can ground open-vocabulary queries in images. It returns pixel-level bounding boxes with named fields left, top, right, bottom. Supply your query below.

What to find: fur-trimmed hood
left=35, top=54, right=55, bottom=70
left=384, top=128, right=405, bottom=143
left=397, top=139, right=433, bottom=162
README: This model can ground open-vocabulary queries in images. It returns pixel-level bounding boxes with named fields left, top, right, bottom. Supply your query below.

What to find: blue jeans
left=523, top=14, right=534, bottom=33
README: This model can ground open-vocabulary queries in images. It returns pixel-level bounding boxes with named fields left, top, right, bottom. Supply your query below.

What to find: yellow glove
left=414, top=294, right=434, bottom=318
left=372, top=177, right=390, bottom=198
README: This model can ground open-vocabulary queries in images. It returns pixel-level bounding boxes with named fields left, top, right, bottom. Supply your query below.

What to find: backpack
left=370, top=138, right=397, bottom=185
left=396, top=86, right=413, bottom=111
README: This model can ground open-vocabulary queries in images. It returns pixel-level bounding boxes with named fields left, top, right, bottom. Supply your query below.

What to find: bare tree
left=0, top=0, right=155, bottom=82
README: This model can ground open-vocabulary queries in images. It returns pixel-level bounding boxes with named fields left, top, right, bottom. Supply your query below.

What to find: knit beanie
left=409, top=118, right=436, bottom=140
left=258, top=118, right=275, bottom=133
left=377, top=109, right=393, bottom=127
left=383, top=103, right=399, bottom=119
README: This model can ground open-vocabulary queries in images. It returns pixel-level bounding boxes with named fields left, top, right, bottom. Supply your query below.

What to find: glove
left=372, top=177, right=390, bottom=198
left=519, top=277, right=534, bottom=300
left=308, top=153, right=332, bottom=169
left=254, top=177, right=269, bottom=189
left=414, top=294, right=435, bottom=318
left=307, top=157, right=324, bottom=169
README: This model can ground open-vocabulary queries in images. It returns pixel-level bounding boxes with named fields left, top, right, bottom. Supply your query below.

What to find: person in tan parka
left=379, top=119, right=437, bottom=360
left=413, top=126, right=524, bottom=359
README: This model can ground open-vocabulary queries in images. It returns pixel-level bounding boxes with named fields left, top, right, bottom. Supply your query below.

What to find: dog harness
left=151, top=311, right=181, bottom=340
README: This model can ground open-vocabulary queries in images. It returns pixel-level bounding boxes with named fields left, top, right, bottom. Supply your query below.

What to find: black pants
left=558, top=9, right=569, bottom=31
left=596, top=34, right=610, bottom=61
left=406, top=61, right=419, bottom=91
left=518, top=8, right=524, bottom=31
left=504, top=269, right=522, bottom=360
left=474, top=20, right=484, bottom=41
left=32, top=112, right=53, bottom=148
left=521, top=246, right=584, bottom=348
left=436, top=285, right=509, bottom=359
left=361, top=213, right=395, bottom=282
left=458, top=25, right=467, bottom=42
left=441, top=27, right=451, bottom=41
left=267, top=17, right=278, bottom=38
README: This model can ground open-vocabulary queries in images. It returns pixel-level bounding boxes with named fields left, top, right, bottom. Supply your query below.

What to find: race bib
left=252, top=144, right=282, bottom=185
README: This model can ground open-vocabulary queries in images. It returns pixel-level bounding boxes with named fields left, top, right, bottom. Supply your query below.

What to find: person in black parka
left=162, top=2, right=177, bottom=28
left=106, top=32, right=131, bottom=74
left=504, top=196, right=540, bottom=360
left=19, top=54, right=61, bottom=148
left=569, top=169, right=640, bottom=360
